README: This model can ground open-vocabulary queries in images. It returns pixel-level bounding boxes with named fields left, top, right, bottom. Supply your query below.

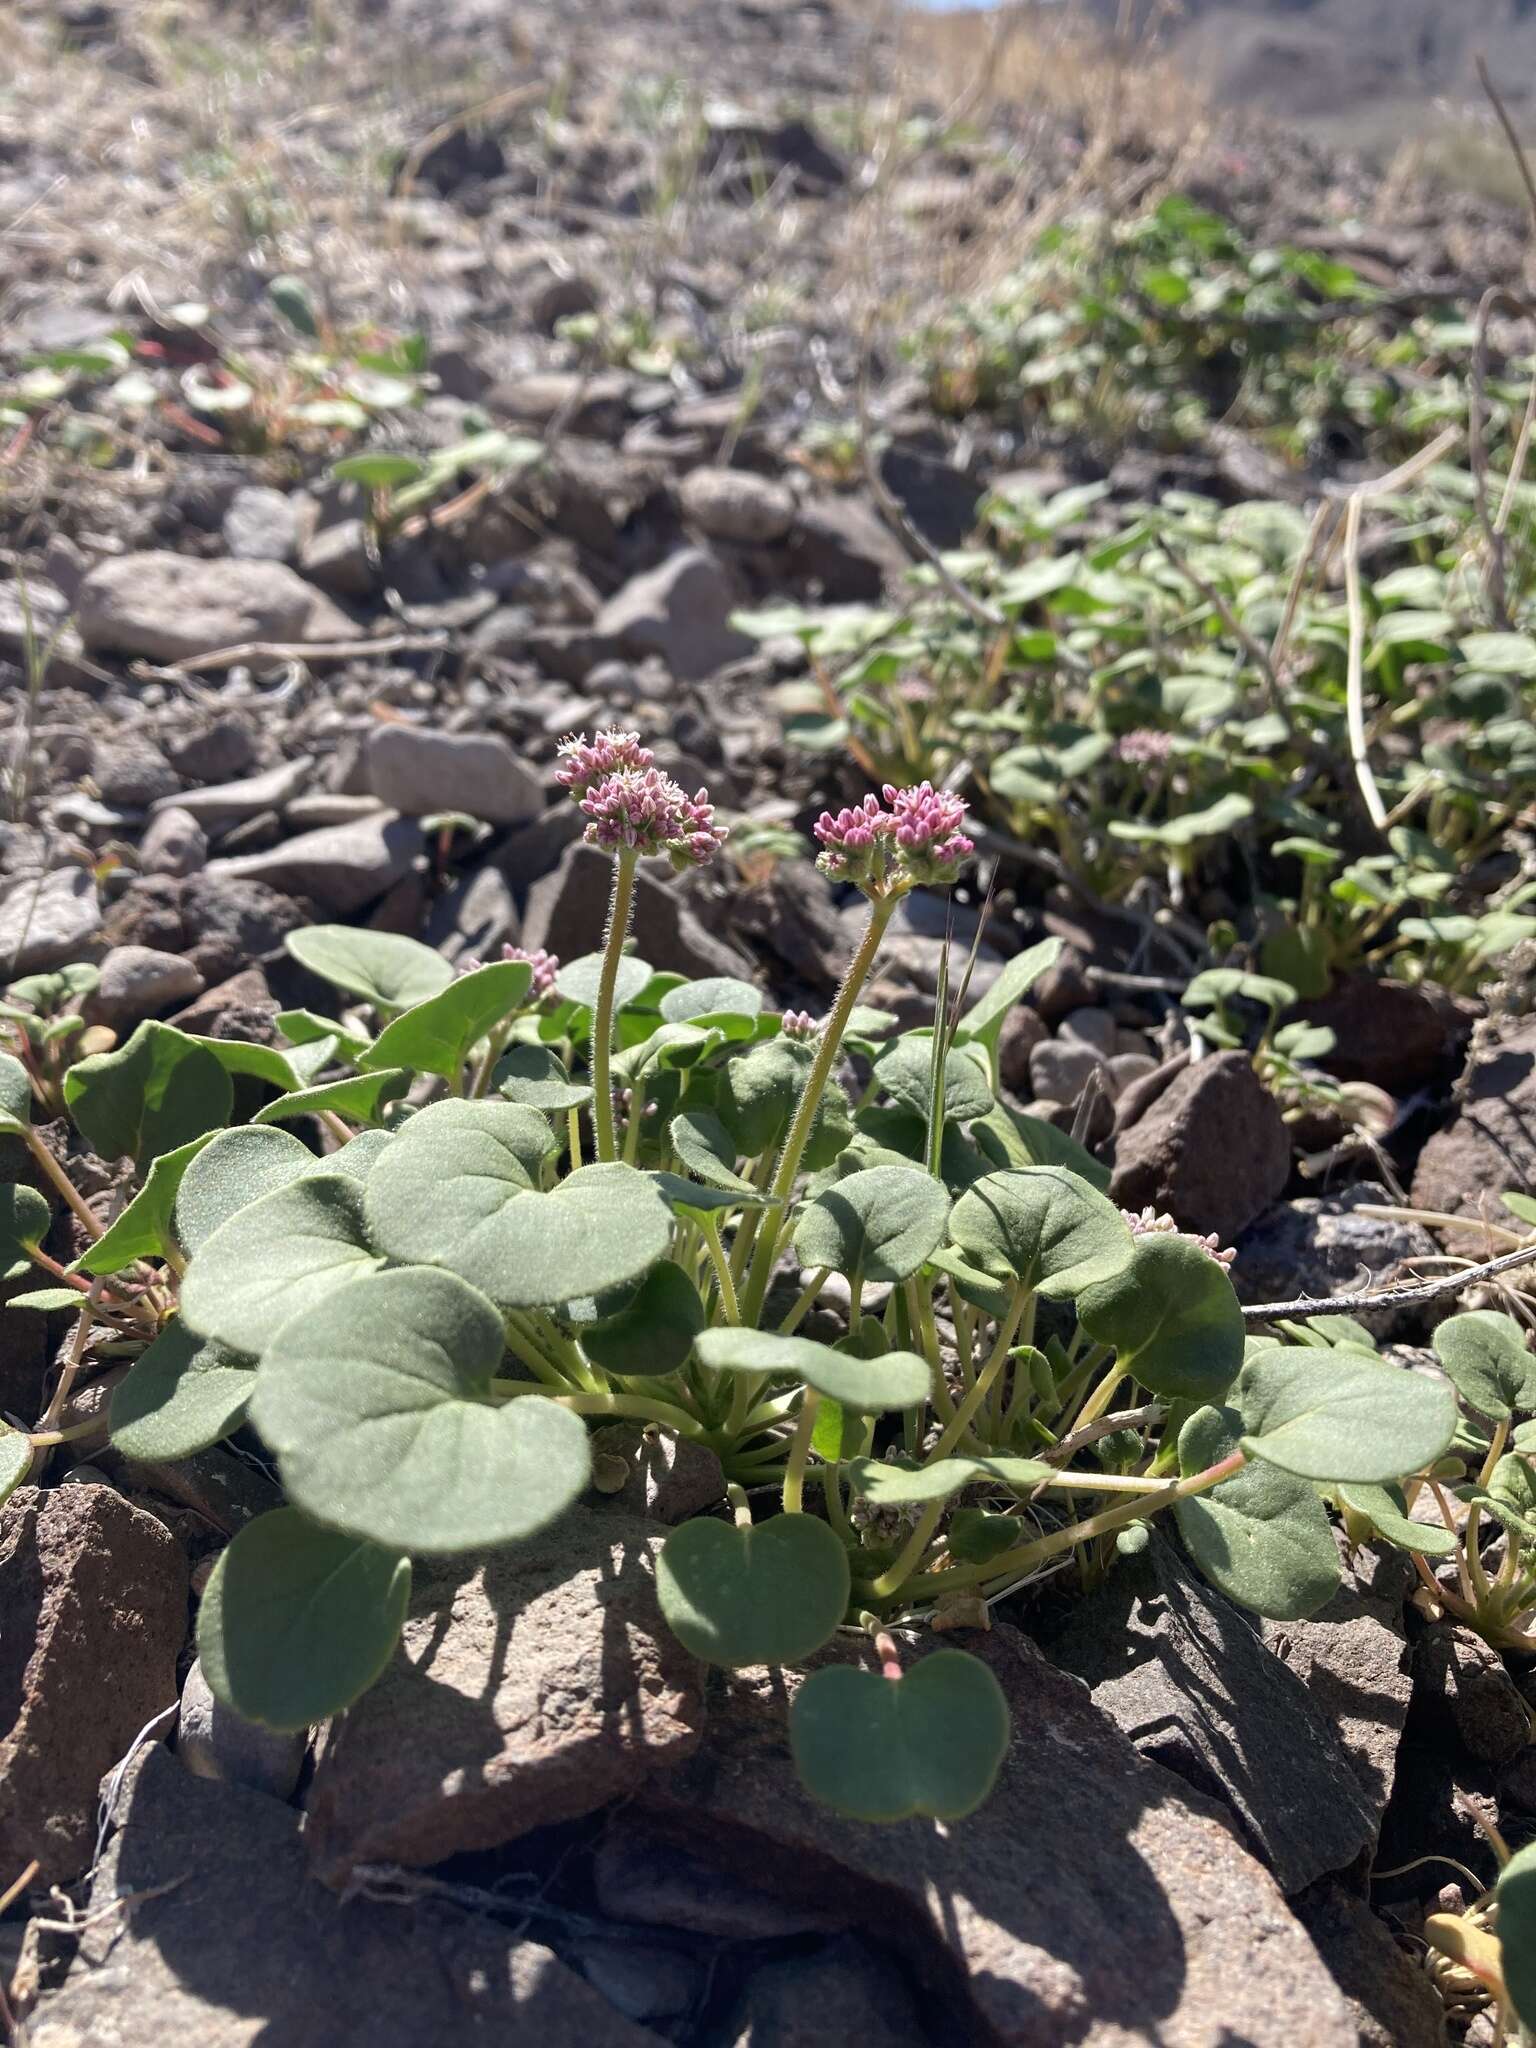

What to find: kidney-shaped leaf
left=197, top=1506, right=411, bottom=1731
left=694, top=1328, right=929, bottom=1412
left=946, top=1168, right=1133, bottom=1300
left=1236, top=1346, right=1457, bottom=1484
left=658, top=1511, right=849, bottom=1667
left=0, top=1426, right=31, bottom=1510
left=172, top=1124, right=318, bottom=1257
left=110, top=1318, right=255, bottom=1461
left=0, top=1183, right=51, bottom=1281
left=1173, top=1405, right=1341, bottom=1620
left=1432, top=1310, right=1536, bottom=1421
left=180, top=1173, right=384, bottom=1355
left=874, top=1035, right=993, bottom=1124
left=555, top=951, right=654, bottom=1015
left=670, top=1108, right=755, bottom=1194
left=252, top=1068, right=410, bottom=1129
left=366, top=1102, right=666, bottom=1307
left=0, top=1053, right=33, bottom=1134
left=64, top=1021, right=232, bottom=1165
left=285, top=925, right=453, bottom=1011
left=1337, top=1481, right=1458, bottom=1558
left=792, top=1165, right=951, bottom=1284
left=360, top=959, right=533, bottom=1081
left=494, top=1045, right=592, bottom=1112
left=788, top=1650, right=1010, bottom=1822
left=845, top=1453, right=1050, bottom=1506
left=955, top=938, right=1061, bottom=1059
left=1076, top=1233, right=1244, bottom=1403
left=581, top=1260, right=706, bottom=1378
left=250, top=1265, right=591, bottom=1552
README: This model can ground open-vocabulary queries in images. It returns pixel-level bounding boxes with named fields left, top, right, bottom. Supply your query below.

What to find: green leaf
left=792, top=1165, right=951, bottom=1285
left=1338, top=1481, right=1458, bottom=1558
left=252, top=1068, right=410, bottom=1128
left=361, top=960, right=533, bottom=1082
left=110, top=1319, right=255, bottom=1461
left=72, top=1134, right=216, bottom=1276
left=494, top=1045, right=592, bottom=1112
left=1108, top=791, right=1253, bottom=849
left=171, top=1125, right=320, bottom=1257
left=669, top=1108, right=755, bottom=1193
left=328, top=1128, right=393, bottom=1181
left=1076, top=1234, right=1244, bottom=1403
left=660, top=977, right=763, bottom=1033
left=581, top=1260, right=706, bottom=1378
left=0, top=1426, right=32, bottom=1509
left=331, top=451, right=426, bottom=489
left=1482, top=1452, right=1536, bottom=1542
left=844, top=1453, right=1050, bottom=1506
left=197, top=1507, right=410, bottom=1732
left=1173, top=1405, right=1341, bottom=1620
left=1498, top=1840, right=1536, bottom=2027
left=180, top=1173, right=384, bottom=1355
left=555, top=951, right=654, bottom=1014
left=717, top=1038, right=851, bottom=1165
left=0, top=1053, right=33, bottom=1133
left=251, top=1267, right=591, bottom=1551
left=1236, top=1346, right=1457, bottom=1483
left=267, top=274, right=320, bottom=337
left=1432, top=1311, right=1536, bottom=1421
left=277, top=1007, right=374, bottom=1065
left=969, top=1103, right=1111, bottom=1191
left=874, top=1035, right=993, bottom=1124
left=788, top=1651, right=1010, bottom=1822
left=365, top=1101, right=667, bottom=1308
left=186, top=1036, right=303, bottom=1094
left=949, top=1508, right=1024, bottom=1564
left=657, top=1512, right=849, bottom=1667
left=63, top=1022, right=233, bottom=1165
left=648, top=1172, right=774, bottom=1217
left=7, top=1287, right=83, bottom=1311
left=1460, top=631, right=1536, bottom=675
left=954, top=938, right=1061, bottom=1055
left=0, top=1183, right=50, bottom=1280
left=694, top=1328, right=929, bottom=1412
left=284, top=925, right=453, bottom=1012
left=945, top=1167, right=1133, bottom=1300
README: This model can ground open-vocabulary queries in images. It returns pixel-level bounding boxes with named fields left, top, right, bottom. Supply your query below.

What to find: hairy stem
left=591, top=848, right=638, bottom=1162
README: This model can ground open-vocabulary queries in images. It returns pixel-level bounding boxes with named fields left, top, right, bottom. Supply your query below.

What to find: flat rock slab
left=1109, top=1048, right=1291, bottom=1245
left=0, top=869, right=102, bottom=977
left=304, top=1505, right=705, bottom=1886
left=0, top=1485, right=187, bottom=1883
left=1048, top=1534, right=1380, bottom=1895
left=637, top=1626, right=1355, bottom=2047
left=366, top=727, right=542, bottom=826
left=22, top=1745, right=665, bottom=2048
left=76, top=553, right=359, bottom=663
left=205, top=813, right=423, bottom=915
left=593, top=547, right=754, bottom=682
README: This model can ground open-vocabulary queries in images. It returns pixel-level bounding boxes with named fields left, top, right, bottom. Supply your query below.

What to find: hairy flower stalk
left=739, top=782, right=973, bottom=1325
left=559, top=732, right=727, bottom=1159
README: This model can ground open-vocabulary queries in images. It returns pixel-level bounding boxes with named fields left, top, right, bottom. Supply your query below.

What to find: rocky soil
left=2, top=0, right=1535, bottom=2043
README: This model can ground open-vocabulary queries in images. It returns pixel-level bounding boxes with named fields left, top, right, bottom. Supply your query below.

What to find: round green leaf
left=180, top=1173, right=384, bottom=1355
left=1337, top=1481, right=1458, bottom=1559
left=1076, top=1234, right=1244, bottom=1403
left=0, top=1425, right=32, bottom=1509
left=581, top=1260, right=706, bottom=1378
left=946, top=1167, right=1133, bottom=1300
left=284, top=926, right=453, bottom=1011
left=788, top=1651, right=1010, bottom=1822
left=648, top=1171, right=774, bottom=1217
left=657, top=1511, right=849, bottom=1667
left=1498, top=1840, right=1536, bottom=2028
left=171, top=1125, right=318, bottom=1257
left=845, top=1453, right=1050, bottom=1507
left=1236, top=1346, right=1457, bottom=1484
left=0, top=1183, right=50, bottom=1281
left=716, top=1039, right=851, bottom=1167
left=555, top=951, right=654, bottom=1014
left=251, top=1266, right=591, bottom=1552
left=693, top=1328, right=930, bottom=1412
left=252, top=1068, right=410, bottom=1128
left=670, top=1109, right=755, bottom=1194
left=366, top=1102, right=666, bottom=1308
left=0, top=1053, right=33, bottom=1134
left=361, top=959, right=533, bottom=1082
left=874, top=1035, right=994, bottom=1124
left=110, top=1319, right=255, bottom=1461
left=197, top=1506, right=411, bottom=1732
left=64, top=1021, right=233, bottom=1165
left=1173, top=1405, right=1341, bottom=1621
left=330, top=1128, right=393, bottom=1180
left=792, top=1165, right=951, bottom=1285
left=494, top=1045, right=592, bottom=1112
left=660, top=977, right=763, bottom=1030
left=1432, top=1311, right=1536, bottom=1421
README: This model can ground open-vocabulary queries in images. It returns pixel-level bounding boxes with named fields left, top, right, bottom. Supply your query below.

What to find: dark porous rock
left=730, top=858, right=848, bottom=990
left=90, top=735, right=179, bottom=809
left=593, top=548, right=754, bottom=683
left=176, top=1655, right=306, bottom=1802
left=594, top=1809, right=844, bottom=1940
left=638, top=1627, right=1355, bottom=2046
left=877, top=441, right=981, bottom=551
left=1294, top=1883, right=1449, bottom=2048
left=1412, top=1623, right=1530, bottom=1767
left=169, top=965, right=279, bottom=1044
left=1501, top=1744, right=1536, bottom=1817
left=222, top=482, right=302, bottom=562
left=588, top=1424, right=724, bottom=1526
left=1232, top=1182, right=1443, bottom=1335
left=179, top=871, right=308, bottom=982
left=1028, top=1036, right=1106, bottom=1106
left=303, top=1506, right=705, bottom=1887
left=997, top=1003, right=1049, bottom=1094
left=1412, top=1018, right=1536, bottom=1221
left=1110, top=1049, right=1291, bottom=1244
left=788, top=495, right=909, bottom=601
left=1047, top=1534, right=1380, bottom=1894
left=0, top=1485, right=187, bottom=1884
left=0, top=868, right=101, bottom=975
left=492, top=801, right=585, bottom=890
left=1028, top=940, right=1096, bottom=1025
left=23, top=1745, right=667, bottom=2048
left=522, top=841, right=754, bottom=981
left=138, top=804, right=207, bottom=878
left=205, top=813, right=423, bottom=917
left=114, top=1440, right=281, bottom=1535
left=165, top=714, right=260, bottom=787
left=569, top=1938, right=698, bottom=2026
left=1259, top=1550, right=1415, bottom=1823
left=723, top=1936, right=933, bottom=2048
left=1374, top=1733, right=1503, bottom=1908
left=1296, top=974, right=1475, bottom=1094
left=426, top=862, right=519, bottom=966
left=678, top=465, right=796, bottom=545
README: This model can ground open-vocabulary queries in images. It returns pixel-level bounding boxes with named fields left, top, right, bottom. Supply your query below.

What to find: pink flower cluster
left=1122, top=1206, right=1236, bottom=1271
left=559, top=732, right=727, bottom=870
left=780, top=1009, right=821, bottom=1040
left=813, top=782, right=973, bottom=894
left=503, top=944, right=560, bottom=999
left=1115, top=728, right=1173, bottom=767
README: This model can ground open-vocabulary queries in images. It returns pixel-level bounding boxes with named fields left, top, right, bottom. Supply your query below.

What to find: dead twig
left=1470, top=286, right=1527, bottom=628
left=1241, top=1240, right=1536, bottom=1323
left=1477, top=56, right=1536, bottom=237
left=132, top=633, right=446, bottom=679
left=1158, top=531, right=1287, bottom=732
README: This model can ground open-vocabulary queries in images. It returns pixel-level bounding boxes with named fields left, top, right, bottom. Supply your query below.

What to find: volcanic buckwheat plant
left=1, top=731, right=1532, bottom=1918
